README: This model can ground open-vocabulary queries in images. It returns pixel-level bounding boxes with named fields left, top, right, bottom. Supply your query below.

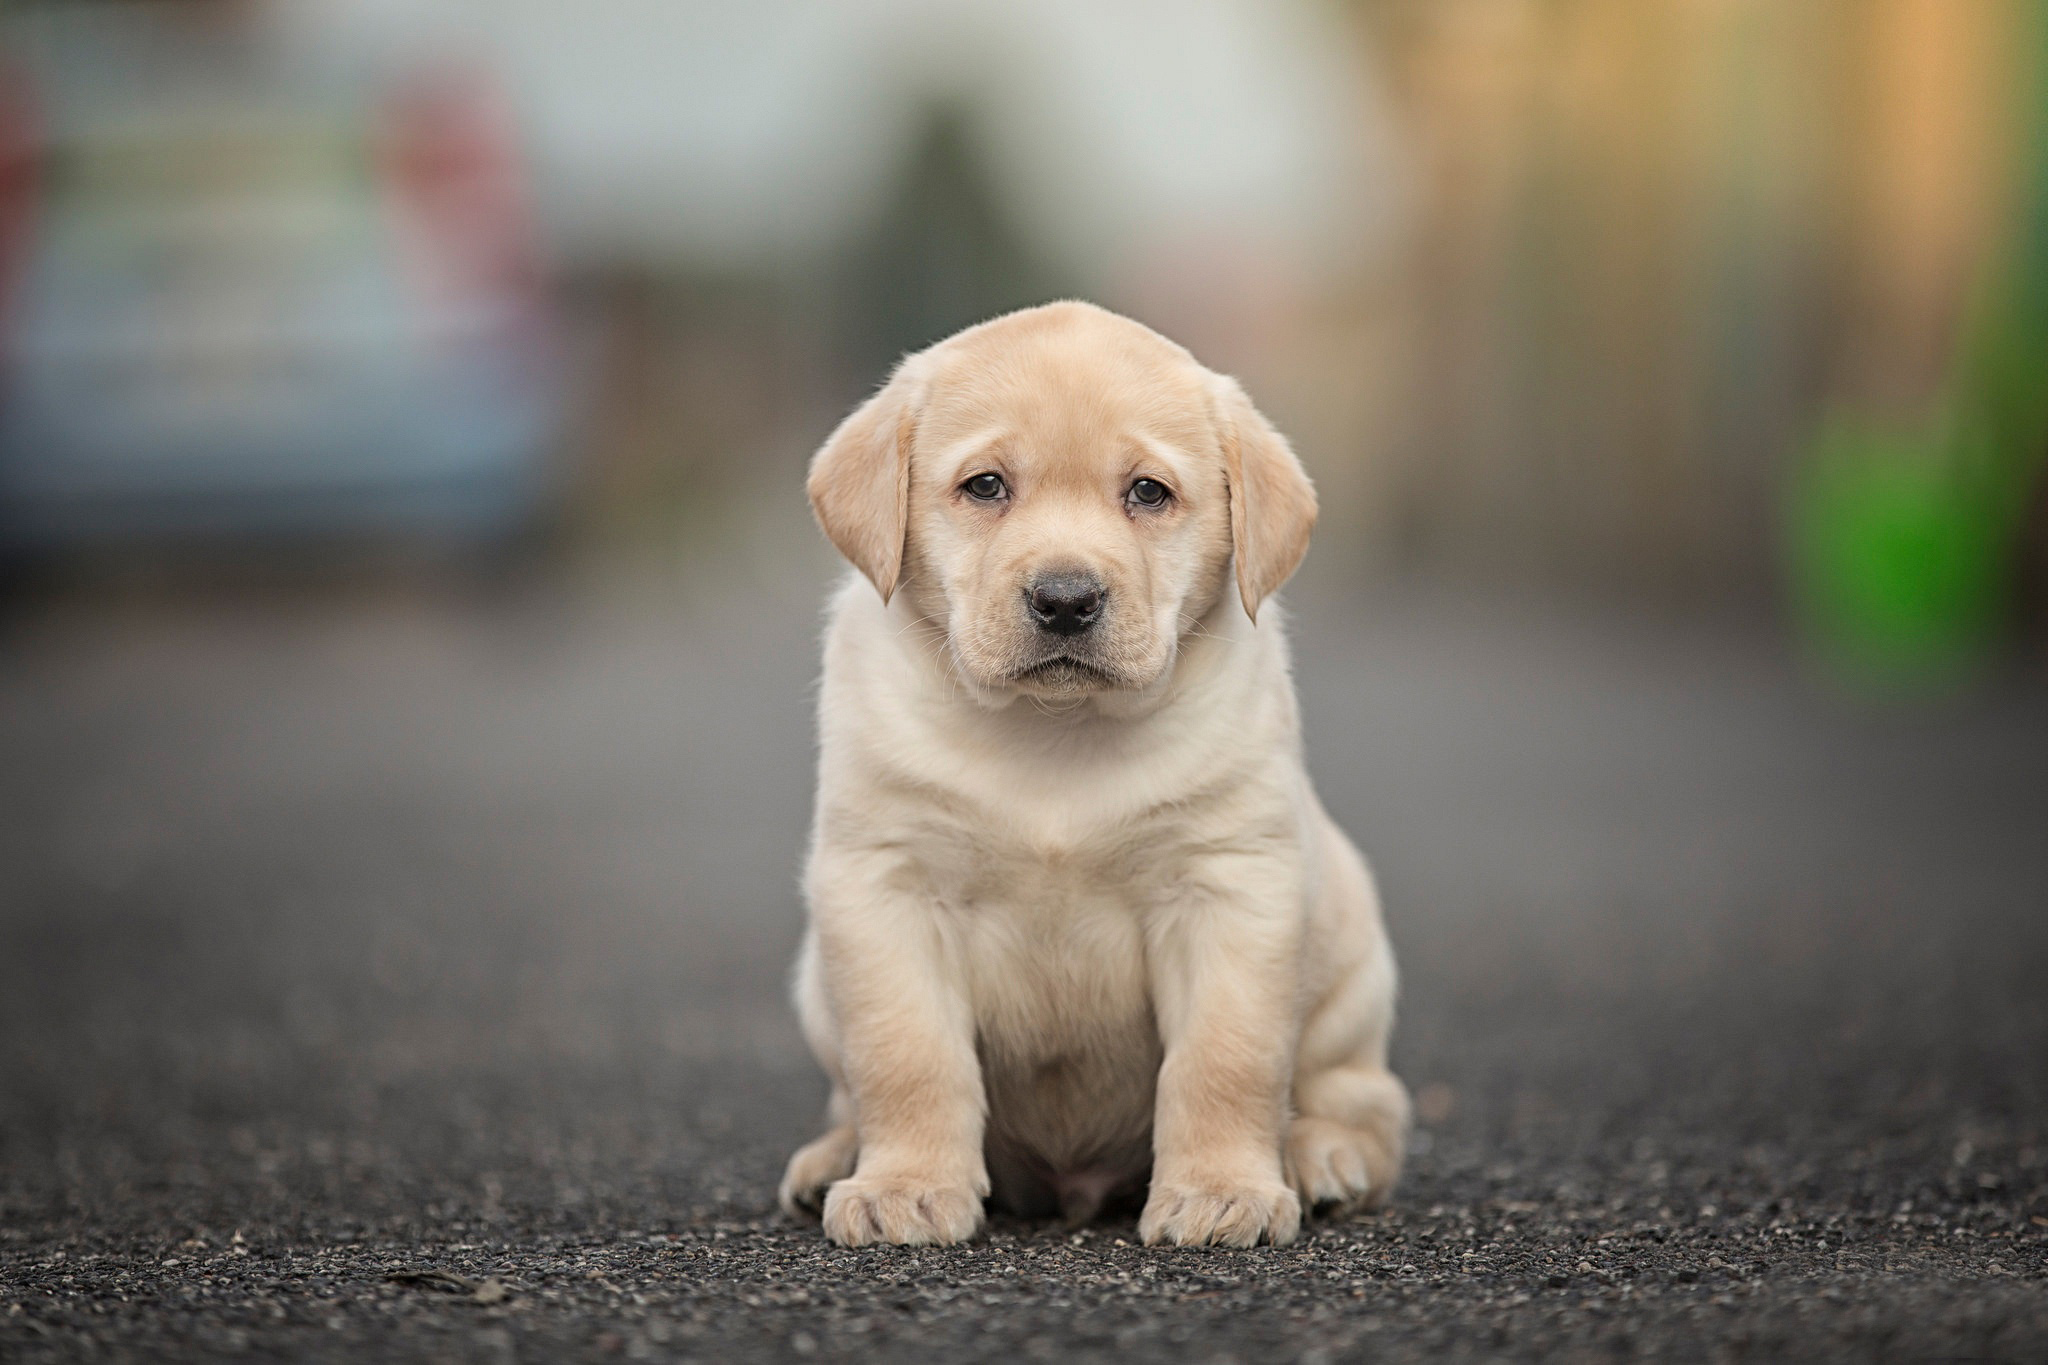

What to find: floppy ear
left=1213, top=376, right=1318, bottom=620
left=807, top=363, right=922, bottom=602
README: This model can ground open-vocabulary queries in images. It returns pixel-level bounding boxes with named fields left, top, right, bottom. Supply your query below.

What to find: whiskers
left=1174, top=606, right=1239, bottom=647
left=890, top=612, right=950, bottom=648
left=886, top=608, right=968, bottom=703
left=890, top=600, right=1200, bottom=711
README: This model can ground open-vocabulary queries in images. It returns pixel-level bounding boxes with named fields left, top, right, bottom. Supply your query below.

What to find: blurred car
left=0, top=4, right=565, bottom=553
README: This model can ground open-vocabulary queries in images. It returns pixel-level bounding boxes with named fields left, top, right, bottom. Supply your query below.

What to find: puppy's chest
left=918, top=813, right=1183, bottom=925
left=922, top=823, right=1178, bottom=1054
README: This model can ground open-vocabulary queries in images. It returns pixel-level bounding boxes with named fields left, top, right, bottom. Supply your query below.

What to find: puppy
left=780, top=301, right=1407, bottom=1247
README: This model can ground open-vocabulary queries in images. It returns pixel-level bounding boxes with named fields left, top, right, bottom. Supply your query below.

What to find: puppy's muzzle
left=1026, top=574, right=1105, bottom=637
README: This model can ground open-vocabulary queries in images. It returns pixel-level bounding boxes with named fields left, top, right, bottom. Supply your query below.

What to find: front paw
left=1139, top=1176, right=1300, bottom=1248
left=821, top=1174, right=986, bottom=1246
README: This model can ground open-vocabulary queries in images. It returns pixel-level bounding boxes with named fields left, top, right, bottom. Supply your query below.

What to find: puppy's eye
left=1127, top=478, right=1170, bottom=509
left=963, top=473, right=1007, bottom=502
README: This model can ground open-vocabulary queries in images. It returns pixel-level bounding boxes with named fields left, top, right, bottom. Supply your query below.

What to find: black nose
left=1026, top=574, right=1105, bottom=636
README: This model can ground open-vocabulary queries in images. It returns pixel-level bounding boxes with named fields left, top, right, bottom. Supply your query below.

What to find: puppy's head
left=807, top=301, right=1316, bottom=698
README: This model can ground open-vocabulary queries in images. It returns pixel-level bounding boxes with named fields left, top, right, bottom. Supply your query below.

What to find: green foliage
left=1789, top=415, right=2009, bottom=687
left=1787, top=11, right=2048, bottom=691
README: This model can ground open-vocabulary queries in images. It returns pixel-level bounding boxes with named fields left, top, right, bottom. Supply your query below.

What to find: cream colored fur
left=781, top=301, right=1408, bottom=1248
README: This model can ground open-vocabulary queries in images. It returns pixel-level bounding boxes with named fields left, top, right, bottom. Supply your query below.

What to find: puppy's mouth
left=1009, top=654, right=1123, bottom=693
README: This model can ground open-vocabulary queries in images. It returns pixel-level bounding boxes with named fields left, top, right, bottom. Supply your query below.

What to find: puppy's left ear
left=1212, top=375, right=1317, bottom=620
left=807, top=361, right=923, bottom=603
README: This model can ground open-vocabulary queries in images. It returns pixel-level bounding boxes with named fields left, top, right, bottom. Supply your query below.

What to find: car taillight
left=376, top=68, right=543, bottom=318
left=0, top=63, right=40, bottom=336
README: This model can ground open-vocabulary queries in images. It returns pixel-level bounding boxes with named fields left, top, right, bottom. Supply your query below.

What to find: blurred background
left=2, top=1, right=2046, bottom=1334
left=3, top=0, right=2045, bottom=661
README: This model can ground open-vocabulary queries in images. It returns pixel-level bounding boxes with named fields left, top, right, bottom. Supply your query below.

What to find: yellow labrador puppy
left=780, top=301, right=1407, bottom=1248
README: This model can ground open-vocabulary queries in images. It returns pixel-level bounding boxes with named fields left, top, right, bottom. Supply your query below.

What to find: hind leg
left=780, top=1087, right=858, bottom=1218
left=1287, top=1069, right=1409, bottom=1212
left=1287, top=826, right=1410, bottom=1214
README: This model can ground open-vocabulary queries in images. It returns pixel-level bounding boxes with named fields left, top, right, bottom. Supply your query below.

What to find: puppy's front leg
left=811, top=851, right=989, bottom=1246
left=1141, top=861, right=1304, bottom=1248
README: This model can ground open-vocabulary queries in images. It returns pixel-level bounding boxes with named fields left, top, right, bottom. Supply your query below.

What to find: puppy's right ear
left=806, top=363, right=922, bottom=602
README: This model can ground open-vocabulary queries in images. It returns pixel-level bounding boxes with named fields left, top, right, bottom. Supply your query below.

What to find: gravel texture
left=2, top=565, right=2045, bottom=1362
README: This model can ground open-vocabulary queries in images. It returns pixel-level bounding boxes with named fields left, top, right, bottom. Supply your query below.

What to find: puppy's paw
left=1139, top=1177, right=1300, bottom=1248
left=779, top=1126, right=858, bottom=1220
left=1286, top=1115, right=1399, bottom=1214
left=821, top=1174, right=985, bottom=1246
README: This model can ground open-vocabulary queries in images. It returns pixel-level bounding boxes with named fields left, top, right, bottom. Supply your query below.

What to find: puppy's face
left=899, top=320, right=1233, bottom=697
left=808, top=303, right=1317, bottom=699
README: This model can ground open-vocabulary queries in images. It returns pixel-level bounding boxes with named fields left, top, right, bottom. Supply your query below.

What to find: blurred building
left=303, top=0, right=1404, bottom=544
left=1359, top=0, right=2045, bottom=616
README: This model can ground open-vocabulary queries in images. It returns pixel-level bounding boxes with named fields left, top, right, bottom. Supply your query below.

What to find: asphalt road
left=2, top=555, right=2046, bottom=1363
